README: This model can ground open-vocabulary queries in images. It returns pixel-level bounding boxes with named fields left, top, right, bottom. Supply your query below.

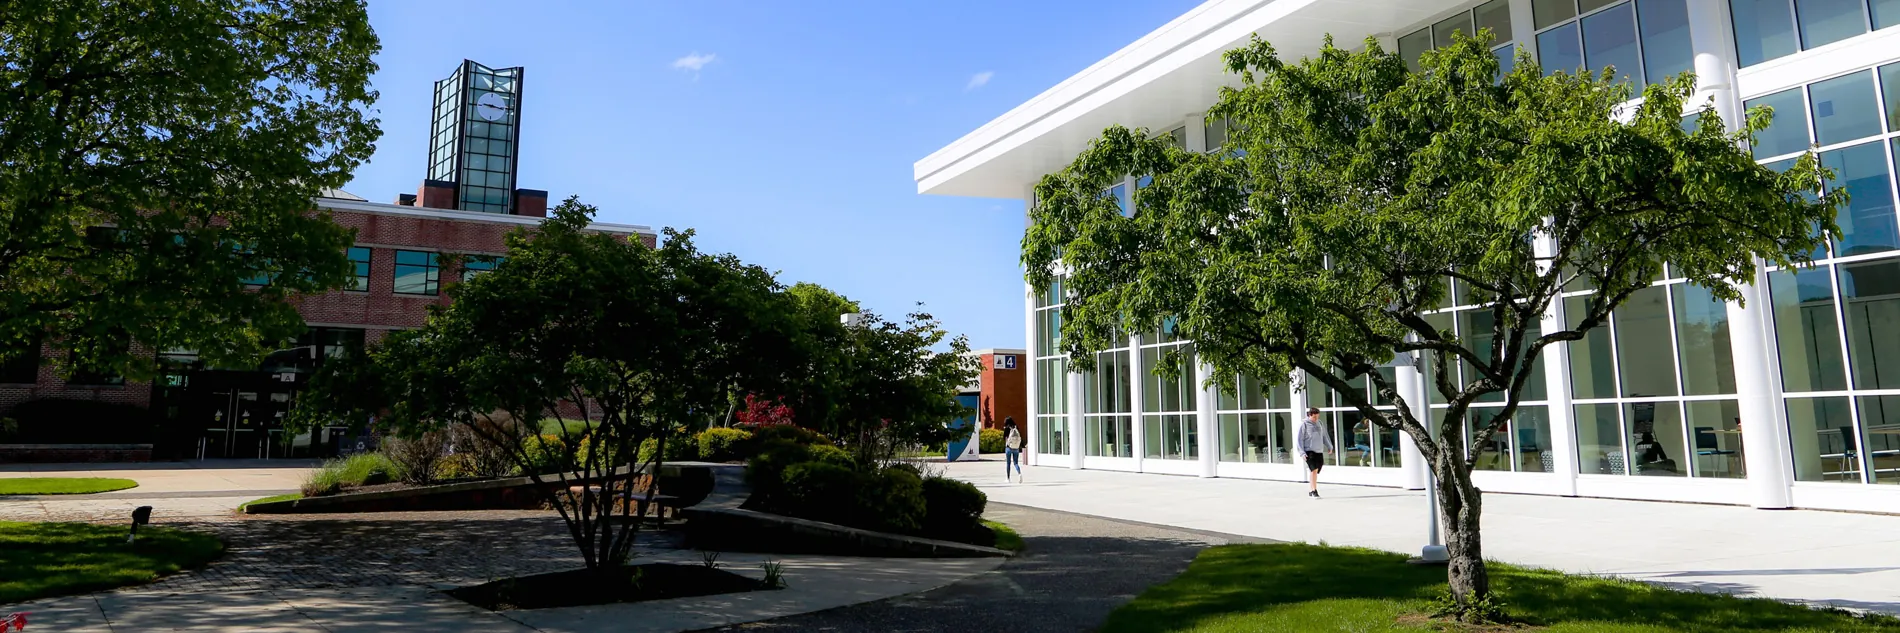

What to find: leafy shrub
left=978, top=428, right=1005, bottom=453
left=697, top=427, right=752, bottom=463
left=380, top=431, right=448, bottom=486
left=448, top=416, right=519, bottom=478
left=858, top=466, right=926, bottom=534
left=5, top=398, right=154, bottom=443
left=921, top=476, right=988, bottom=539
left=636, top=428, right=700, bottom=464
left=302, top=452, right=396, bottom=497
left=806, top=444, right=857, bottom=469
left=778, top=461, right=861, bottom=525
left=520, top=434, right=568, bottom=475
left=738, top=424, right=830, bottom=458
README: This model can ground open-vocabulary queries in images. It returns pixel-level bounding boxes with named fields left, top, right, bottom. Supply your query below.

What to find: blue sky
left=344, top=0, right=1202, bottom=350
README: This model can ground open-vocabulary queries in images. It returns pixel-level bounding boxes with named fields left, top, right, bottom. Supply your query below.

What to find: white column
left=1507, top=0, right=1538, bottom=64
left=1128, top=334, right=1146, bottom=469
left=1536, top=235, right=1582, bottom=496
left=1196, top=360, right=1220, bottom=477
left=1288, top=369, right=1309, bottom=465
left=1024, top=282, right=1038, bottom=466
left=1068, top=371, right=1086, bottom=469
left=1397, top=352, right=1429, bottom=490
left=1687, top=0, right=1794, bottom=508
left=1184, top=113, right=1208, bottom=153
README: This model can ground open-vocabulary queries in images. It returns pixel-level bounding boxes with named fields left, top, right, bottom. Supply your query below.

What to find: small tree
left=1024, top=34, right=1837, bottom=620
left=294, top=197, right=800, bottom=569
left=0, top=0, right=379, bottom=378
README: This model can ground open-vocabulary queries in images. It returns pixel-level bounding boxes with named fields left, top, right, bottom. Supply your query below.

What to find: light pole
left=1398, top=346, right=1448, bottom=564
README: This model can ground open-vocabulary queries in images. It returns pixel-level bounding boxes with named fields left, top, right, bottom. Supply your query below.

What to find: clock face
left=475, top=92, right=509, bottom=122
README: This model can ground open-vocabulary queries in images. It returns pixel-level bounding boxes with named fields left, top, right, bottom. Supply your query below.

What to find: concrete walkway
left=940, top=459, right=1900, bottom=615
left=0, top=459, right=312, bottom=523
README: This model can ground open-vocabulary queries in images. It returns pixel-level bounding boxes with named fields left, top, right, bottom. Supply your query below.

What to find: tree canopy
left=1023, top=32, right=1837, bottom=618
left=0, top=0, right=380, bottom=378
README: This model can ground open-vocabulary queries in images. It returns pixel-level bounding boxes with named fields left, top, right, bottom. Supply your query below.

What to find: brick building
left=0, top=59, right=655, bottom=460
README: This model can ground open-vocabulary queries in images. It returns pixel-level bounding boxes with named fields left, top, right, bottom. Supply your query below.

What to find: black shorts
left=1304, top=451, right=1325, bottom=472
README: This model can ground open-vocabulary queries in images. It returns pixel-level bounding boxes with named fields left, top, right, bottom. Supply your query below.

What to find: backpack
left=1005, top=428, right=1023, bottom=450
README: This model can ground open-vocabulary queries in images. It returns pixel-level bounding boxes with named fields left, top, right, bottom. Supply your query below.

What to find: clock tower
left=425, top=60, right=526, bottom=214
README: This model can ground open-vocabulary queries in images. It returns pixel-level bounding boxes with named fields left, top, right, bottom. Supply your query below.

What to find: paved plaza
left=939, top=458, right=1900, bottom=615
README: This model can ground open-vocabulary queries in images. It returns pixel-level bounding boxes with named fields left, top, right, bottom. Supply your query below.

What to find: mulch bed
left=447, top=563, right=775, bottom=610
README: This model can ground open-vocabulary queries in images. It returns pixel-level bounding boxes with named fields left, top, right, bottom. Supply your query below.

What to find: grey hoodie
left=1296, top=419, right=1334, bottom=455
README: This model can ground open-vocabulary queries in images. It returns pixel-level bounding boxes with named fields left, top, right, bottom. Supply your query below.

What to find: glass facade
left=346, top=247, right=371, bottom=291
left=1083, top=347, right=1134, bottom=457
left=429, top=60, right=524, bottom=214
left=461, top=255, right=504, bottom=281
left=1218, top=374, right=1294, bottom=463
left=1732, top=0, right=1897, bottom=67
left=1401, top=0, right=1517, bottom=75
left=1532, top=0, right=1693, bottom=89
left=1034, top=276, right=1069, bottom=456
left=1140, top=326, right=1198, bottom=460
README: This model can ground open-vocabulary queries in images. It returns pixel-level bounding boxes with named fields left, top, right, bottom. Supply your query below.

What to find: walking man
left=1003, top=417, right=1025, bottom=482
left=1297, top=407, right=1332, bottom=498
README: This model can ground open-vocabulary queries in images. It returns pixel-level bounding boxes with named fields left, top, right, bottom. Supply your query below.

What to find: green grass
left=1103, top=543, right=1900, bottom=633
left=303, top=452, right=396, bottom=496
left=0, top=477, right=138, bottom=495
left=0, top=521, right=223, bottom=604
left=238, top=493, right=301, bottom=511
left=983, top=520, right=1024, bottom=552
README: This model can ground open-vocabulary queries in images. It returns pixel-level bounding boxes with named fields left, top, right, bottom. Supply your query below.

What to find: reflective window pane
left=1770, top=267, right=1848, bottom=391
left=1838, top=258, right=1900, bottom=389
left=1399, top=28, right=1432, bottom=72
left=1794, top=0, right=1868, bottom=49
left=1884, top=63, right=1900, bottom=132
left=1514, top=406, right=1554, bottom=473
left=1857, top=395, right=1900, bottom=483
left=1476, top=0, right=1514, bottom=43
left=1615, top=285, right=1680, bottom=397
left=1745, top=88, right=1809, bottom=159
left=1731, top=0, right=1800, bottom=66
left=1809, top=71, right=1882, bottom=146
left=1876, top=0, right=1900, bottom=28
left=1494, top=45, right=1518, bottom=82
left=1627, top=401, right=1686, bottom=476
left=1672, top=284, right=1738, bottom=395
left=1576, top=403, right=1627, bottom=474
left=1787, top=396, right=1857, bottom=481
left=1637, top=0, right=1693, bottom=84
left=1469, top=409, right=1512, bottom=471
left=1567, top=295, right=1619, bottom=398
left=1580, top=0, right=1622, bottom=11
left=1818, top=142, right=1899, bottom=257
left=1534, top=0, right=1579, bottom=29
left=1582, top=3, right=1644, bottom=87
left=1687, top=400, right=1746, bottom=478
left=1434, top=12, right=1475, bottom=47
left=1538, top=22, right=1586, bottom=76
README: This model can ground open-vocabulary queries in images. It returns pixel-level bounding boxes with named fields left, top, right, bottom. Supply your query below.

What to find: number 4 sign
left=992, top=355, right=1017, bottom=370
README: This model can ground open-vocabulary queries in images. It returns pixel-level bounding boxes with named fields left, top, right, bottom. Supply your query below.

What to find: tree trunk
left=1434, top=457, right=1492, bottom=617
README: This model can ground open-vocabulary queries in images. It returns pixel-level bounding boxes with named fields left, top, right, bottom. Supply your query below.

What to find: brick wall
left=979, top=352, right=1027, bottom=430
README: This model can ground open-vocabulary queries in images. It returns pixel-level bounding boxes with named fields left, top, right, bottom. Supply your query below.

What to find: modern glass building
left=917, top=0, right=1900, bottom=513
left=429, top=60, right=525, bottom=214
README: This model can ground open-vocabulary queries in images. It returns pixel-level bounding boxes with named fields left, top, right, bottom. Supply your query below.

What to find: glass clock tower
left=427, top=60, right=524, bottom=214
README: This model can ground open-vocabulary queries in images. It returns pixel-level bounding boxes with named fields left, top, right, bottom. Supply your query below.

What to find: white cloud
left=965, top=71, right=994, bottom=91
left=672, top=52, right=718, bottom=73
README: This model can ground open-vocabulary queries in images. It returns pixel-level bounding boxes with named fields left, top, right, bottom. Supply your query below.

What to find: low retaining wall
left=246, top=463, right=716, bottom=514
left=0, top=444, right=152, bottom=463
left=683, top=506, right=1011, bottom=558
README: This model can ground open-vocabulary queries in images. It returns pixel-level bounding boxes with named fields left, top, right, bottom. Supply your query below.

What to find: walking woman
left=1003, top=417, right=1025, bottom=482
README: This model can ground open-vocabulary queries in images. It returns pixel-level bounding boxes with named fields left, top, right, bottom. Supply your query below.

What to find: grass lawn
left=0, top=521, right=223, bottom=604
left=0, top=477, right=138, bottom=495
left=239, top=493, right=301, bottom=511
left=983, top=520, right=1024, bottom=552
left=1102, top=543, right=1900, bottom=633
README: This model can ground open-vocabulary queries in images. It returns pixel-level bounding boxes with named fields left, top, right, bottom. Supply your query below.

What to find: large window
left=1772, top=257, right=1900, bottom=484
left=1566, top=274, right=1744, bottom=478
left=1421, top=279, right=1555, bottom=474
left=393, top=251, right=441, bottom=296
left=461, top=255, right=504, bottom=281
left=1139, top=324, right=1197, bottom=461
left=1083, top=347, right=1134, bottom=458
left=1746, top=65, right=1900, bottom=261
left=1308, top=368, right=1406, bottom=468
left=1533, top=0, right=1693, bottom=90
left=1218, top=374, right=1294, bottom=463
left=1732, top=0, right=1897, bottom=67
left=1034, top=276, right=1069, bottom=456
left=1401, top=0, right=1518, bottom=76
left=347, top=247, right=371, bottom=291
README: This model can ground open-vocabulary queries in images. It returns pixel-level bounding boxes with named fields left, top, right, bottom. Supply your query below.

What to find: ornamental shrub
left=520, top=434, right=567, bottom=475
left=697, top=427, right=752, bottom=462
left=778, top=461, right=861, bottom=525
left=921, top=476, right=988, bottom=540
left=858, top=466, right=926, bottom=534
left=739, top=424, right=830, bottom=458
left=978, top=428, right=1006, bottom=453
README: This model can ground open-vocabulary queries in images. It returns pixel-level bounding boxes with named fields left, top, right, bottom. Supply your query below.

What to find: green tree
left=292, top=197, right=799, bottom=569
left=0, top=0, right=380, bottom=378
left=1023, top=33, right=1837, bottom=620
